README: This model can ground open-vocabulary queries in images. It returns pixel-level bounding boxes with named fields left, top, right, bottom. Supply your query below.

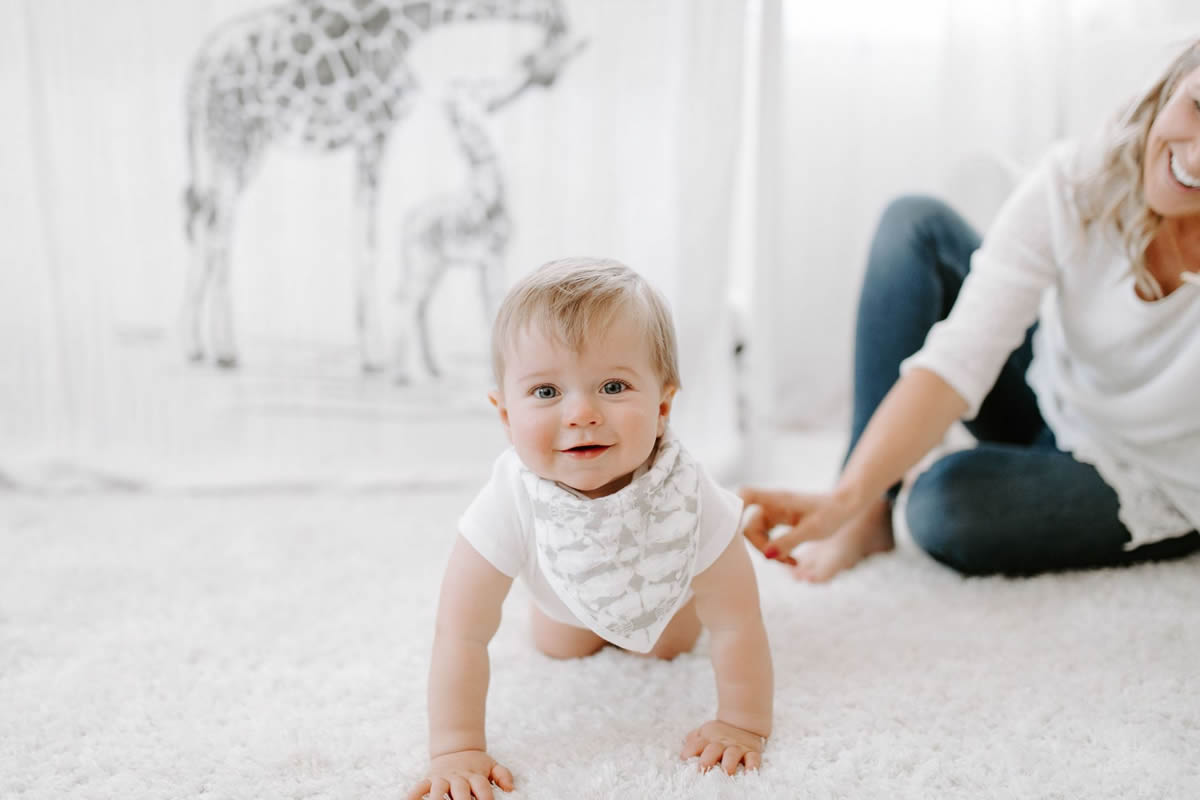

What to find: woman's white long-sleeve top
left=902, top=140, right=1200, bottom=547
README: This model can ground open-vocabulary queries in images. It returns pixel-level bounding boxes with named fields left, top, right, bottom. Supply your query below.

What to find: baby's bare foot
left=789, top=497, right=894, bottom=582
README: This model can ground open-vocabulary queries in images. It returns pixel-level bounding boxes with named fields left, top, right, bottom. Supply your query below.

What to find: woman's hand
left=738, top=487, right=855, bottom=563
left=406, top=750, right=514, bottom=800
left=681, top=719, right=767, bottom=774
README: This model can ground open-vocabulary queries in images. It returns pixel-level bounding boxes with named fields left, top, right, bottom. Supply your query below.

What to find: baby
left=407, top=258, right=773, bottom=800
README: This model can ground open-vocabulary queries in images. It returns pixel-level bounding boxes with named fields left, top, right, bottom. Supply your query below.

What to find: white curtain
left=751, top=0, right=1200, bottom=430
left=10, top=0, right=1200, bottom=490
left=750, top=0, right=1066, bottom=429
left=1, top=0, right=748, bottom=488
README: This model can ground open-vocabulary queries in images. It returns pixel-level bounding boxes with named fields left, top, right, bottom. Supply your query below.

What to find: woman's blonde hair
left=490, top=257, right=681, bottom=390
left=1075, top=39, right=1200, bottom=299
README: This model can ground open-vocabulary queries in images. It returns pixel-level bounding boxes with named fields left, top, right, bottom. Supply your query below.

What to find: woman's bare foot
left=790, top=495, right=894, bottom=582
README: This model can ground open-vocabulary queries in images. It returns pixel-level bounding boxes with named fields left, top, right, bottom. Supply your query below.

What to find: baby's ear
left=657, top=385, right=677, bottom=436
left=488, top=390, right=511, bottom=434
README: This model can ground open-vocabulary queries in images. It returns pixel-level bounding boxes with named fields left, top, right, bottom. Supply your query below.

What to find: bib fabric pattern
left=519, top=432, right=702, bottom=653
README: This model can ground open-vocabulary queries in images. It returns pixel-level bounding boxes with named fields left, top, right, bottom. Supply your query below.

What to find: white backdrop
left=6, top=0, right=1200, bottom=488
left=750, top=0, right=1200, bottom=428
left=1, top=0, right=747, bottom=488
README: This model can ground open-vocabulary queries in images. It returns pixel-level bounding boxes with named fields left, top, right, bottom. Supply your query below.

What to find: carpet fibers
left=1, top=491, right=1197, bottom=799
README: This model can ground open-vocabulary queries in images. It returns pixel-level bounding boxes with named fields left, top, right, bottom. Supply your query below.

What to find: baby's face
left=490, top=317, right=674, bottom=498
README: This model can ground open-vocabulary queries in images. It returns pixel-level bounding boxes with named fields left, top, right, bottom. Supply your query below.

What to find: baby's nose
left=565, top=396, right=602, bottom=426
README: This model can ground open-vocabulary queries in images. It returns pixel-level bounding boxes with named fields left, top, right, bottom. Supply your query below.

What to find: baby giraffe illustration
left=181, top=0, right=574, bottom=372
left=395, top=88, right=510, bottom=381
left=395, top=39, right=586, bottom=381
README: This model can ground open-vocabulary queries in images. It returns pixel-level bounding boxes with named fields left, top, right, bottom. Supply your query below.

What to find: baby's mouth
left=562, top=444, right=611, bottom=457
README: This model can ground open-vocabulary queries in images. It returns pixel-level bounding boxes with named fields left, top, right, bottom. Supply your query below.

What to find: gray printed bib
left=519, top=432, right=702, bottom=653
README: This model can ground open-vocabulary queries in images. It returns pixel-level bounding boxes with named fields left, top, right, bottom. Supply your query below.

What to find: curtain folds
left=0, top=0, right=749, bottom=489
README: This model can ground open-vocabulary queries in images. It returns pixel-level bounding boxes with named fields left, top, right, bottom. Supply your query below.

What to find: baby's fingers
left=697, top=742, right=726, bottom=772
left=744, top=750, right=763, bottom=772
left=720, top=746, right=747, bottom=775
left=489, top=763, right=515, bottom=792
left=468, top=774, right=496, bottom=800
left=404, top=779, right=432, bottom=800
left=449, top=776, right=473, bottom=800
left=680, top=728, right=705, bottom=760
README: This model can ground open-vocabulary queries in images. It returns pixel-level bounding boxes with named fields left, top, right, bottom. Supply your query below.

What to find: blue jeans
left=850, top=195, right=1200, bottom=575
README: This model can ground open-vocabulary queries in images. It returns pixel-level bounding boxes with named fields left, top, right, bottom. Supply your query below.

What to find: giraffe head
left=443, top=83, right=495, bottom=165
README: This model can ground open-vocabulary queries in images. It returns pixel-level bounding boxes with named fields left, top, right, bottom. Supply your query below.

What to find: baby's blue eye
left=601, top=380, right=627, bottom=395
left=533, top=386, right=558, bottom=399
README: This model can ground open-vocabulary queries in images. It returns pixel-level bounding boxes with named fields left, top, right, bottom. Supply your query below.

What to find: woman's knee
left=875, top=195, right=957, bottom=245
left=879, top=194, right=956, bottom=230
left=905, top=452, right=1002, bottom=576
left=865, top=195, right=959, bottom=284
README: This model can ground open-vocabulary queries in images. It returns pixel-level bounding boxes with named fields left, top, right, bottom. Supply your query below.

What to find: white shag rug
left=2, top=489, right=1198, bottom=800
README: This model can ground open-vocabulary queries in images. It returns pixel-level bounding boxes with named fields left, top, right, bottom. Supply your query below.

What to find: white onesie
left=459, top=431, right=743, bottom=653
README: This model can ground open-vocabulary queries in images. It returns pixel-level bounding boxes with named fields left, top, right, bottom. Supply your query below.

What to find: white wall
left=751, top=0, right=1200, bottom=430
left=0, top=0, right=748, bottom=486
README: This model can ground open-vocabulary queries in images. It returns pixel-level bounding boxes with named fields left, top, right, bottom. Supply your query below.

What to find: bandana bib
left=519, top=432, right=702, bottom=653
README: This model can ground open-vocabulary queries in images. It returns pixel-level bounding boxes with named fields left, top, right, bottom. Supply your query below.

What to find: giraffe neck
left=411, top=0, right=565, bottom=38
left=456, top=128, right=503, bottom=208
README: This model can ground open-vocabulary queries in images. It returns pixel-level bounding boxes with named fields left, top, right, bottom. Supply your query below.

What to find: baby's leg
left=646, top=598, right=700, bottom=661
left=530, top=604, right=606, bottom=659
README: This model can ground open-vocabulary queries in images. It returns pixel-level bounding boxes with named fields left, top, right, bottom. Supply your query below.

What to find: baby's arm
left=406, top=534, right=515, bottom=800
left=684, top=535, right=773, bottom=774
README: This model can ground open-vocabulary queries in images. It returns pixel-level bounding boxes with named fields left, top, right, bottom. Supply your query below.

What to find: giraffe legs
left=479, top=252, right=504, bottom=325
left=180, top=176, right=238, bottom=367
left=395, top=220, right=444, bottom=384
left=207, top=181, right=239, bottom=368
left=354, top=138, right=388, bottom=374
left=180, top=215, right=212, bottom=363
left=415, top=259, right=446, bottom=379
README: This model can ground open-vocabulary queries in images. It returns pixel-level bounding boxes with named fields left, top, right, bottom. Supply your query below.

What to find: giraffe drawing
left=395, top=40, right=584, bottom=380
left=396, top=88, right=510, bottom=381
left=181, top=0, right=576, bottom=371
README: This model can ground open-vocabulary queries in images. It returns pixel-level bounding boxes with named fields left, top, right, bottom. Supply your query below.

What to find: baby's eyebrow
left=513, top=370, right=555, bottom=384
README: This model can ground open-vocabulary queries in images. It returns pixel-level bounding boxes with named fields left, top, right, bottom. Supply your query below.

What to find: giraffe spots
left=402, top=2, right=431, bottom=30
left=315, top=55, right=336, bottom=86
left=387, top=28, right=410, bottom=57
left=339, top=44, right=362, bottom=77
left=363, top=8, right=391, bottom=36
left=369, top=49, right=394, bottom=82
left=292, top=31, right=313, bottom=55
left=323, top=12, right=349, bottom=39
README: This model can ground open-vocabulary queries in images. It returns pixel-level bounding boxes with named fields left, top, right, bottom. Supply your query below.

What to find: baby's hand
left=681, top=719, right=766, bottom=775
left=406, top=750, right=514, bottom=800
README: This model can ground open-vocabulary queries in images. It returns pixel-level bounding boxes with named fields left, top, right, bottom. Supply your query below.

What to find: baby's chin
left=553, top=471, right=634, bottom=499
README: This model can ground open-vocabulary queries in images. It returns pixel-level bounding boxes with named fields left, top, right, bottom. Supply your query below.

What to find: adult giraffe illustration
left=181, top=0, right=577, bottom=371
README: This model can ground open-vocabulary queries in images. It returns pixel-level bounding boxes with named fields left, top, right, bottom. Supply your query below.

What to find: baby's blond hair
left=491, top=257, right=681, bottom=390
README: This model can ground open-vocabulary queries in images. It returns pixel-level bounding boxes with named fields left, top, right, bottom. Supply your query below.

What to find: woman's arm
left=744, top=367, right=966, bottom=559
left=835, top=367, right=967, bottom=514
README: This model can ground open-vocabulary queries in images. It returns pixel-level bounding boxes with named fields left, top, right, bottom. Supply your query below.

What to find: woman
left=742, top=41, right=1200, bottom=580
